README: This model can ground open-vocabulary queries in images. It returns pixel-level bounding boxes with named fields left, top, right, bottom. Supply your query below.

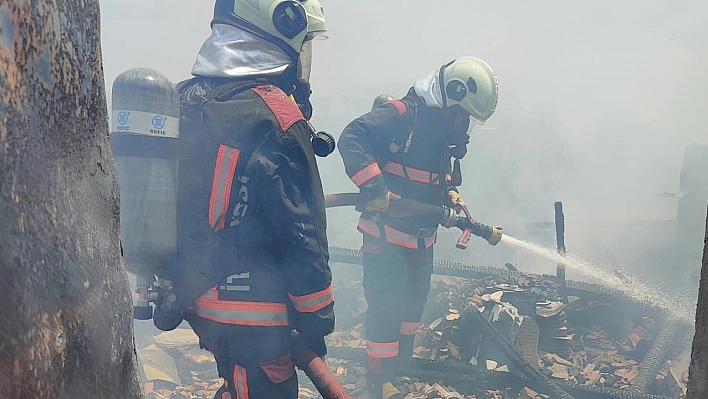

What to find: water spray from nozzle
left=499, top=234, right=694, bottom=321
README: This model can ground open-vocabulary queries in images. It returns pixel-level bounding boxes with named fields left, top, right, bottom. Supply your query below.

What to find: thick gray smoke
left=100, top=0, right=708, bottom=306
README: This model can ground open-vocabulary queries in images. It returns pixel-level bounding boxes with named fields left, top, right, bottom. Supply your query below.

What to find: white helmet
left=439, top=56, right=498, bottom=123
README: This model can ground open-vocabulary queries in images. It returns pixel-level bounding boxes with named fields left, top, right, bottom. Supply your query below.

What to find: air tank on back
left=110, top=67, right=179, bottom=278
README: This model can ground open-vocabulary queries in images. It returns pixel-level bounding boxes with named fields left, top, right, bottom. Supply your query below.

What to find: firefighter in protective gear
left=176, top=1, right=333, bottom=398
left=338, top=56, right=499, bottom=399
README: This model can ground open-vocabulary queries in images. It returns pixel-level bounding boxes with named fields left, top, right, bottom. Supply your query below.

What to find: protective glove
left=446, top=190, right=464, bottom=214
left=296, top=333, right=328, bottom=357
left=365, top=191, right=401, bottom=212
left=290, top=304, right=334, bottom=357
left=487, top=226, right=503, bottom=246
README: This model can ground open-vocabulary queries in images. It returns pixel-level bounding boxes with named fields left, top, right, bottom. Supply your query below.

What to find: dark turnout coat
left=338, top=90, right=464, bottom=251
left=175, top=76, right=334, bottom=339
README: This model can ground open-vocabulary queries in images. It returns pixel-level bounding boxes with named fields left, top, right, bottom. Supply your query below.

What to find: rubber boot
left=368, top=380, right=404, bottom=399
left=367, top=357, right=403, bottom=399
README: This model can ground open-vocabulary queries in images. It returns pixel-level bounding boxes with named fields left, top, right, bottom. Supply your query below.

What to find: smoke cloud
left=100, top=0, right=708, bottom=297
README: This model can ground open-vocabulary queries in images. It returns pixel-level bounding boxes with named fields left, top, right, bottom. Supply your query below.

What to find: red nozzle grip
left=456, top=228, right=472, bottom=250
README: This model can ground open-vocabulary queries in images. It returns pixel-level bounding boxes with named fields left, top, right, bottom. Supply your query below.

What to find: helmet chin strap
left=292, top=79, right=313, bottom=120
left=273, top=64, right=313, bottom=120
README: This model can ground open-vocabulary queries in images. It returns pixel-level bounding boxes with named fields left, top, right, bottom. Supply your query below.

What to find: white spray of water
left=501, top=235, right=695, bottom=322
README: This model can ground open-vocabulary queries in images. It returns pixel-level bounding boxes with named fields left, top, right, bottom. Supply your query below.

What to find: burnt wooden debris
left=135, top=246, right=692, bottom=398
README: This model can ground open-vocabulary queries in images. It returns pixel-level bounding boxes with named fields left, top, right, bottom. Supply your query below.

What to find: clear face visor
left=297, top=39, right=313, bottom=84
left=296, top=32, right=325, bottom=84
left=466, top=115, right=481, bottom=136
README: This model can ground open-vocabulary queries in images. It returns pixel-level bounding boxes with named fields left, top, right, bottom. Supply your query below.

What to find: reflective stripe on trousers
left=234, top=365, right=249, bottom=399
left=399, top=321, right=419, bottom=336
left=366, top=339, right=399, bottom=358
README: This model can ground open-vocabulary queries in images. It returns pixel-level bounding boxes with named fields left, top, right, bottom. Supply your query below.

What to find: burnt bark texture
left=688, top=207, right=708, bottom=398
left=0, top=1, right=142, bottom=398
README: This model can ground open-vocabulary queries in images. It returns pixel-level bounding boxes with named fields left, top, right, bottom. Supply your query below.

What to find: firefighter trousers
left=186, top=315, right=297, bottom=399
left=363, top=243, right=433, bottom=382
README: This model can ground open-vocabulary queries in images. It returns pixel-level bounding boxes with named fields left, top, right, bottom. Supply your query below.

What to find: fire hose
left=630, top=319, right=680, bottom=394
left=292, top=337, right=351, bottom=399
left=324, top=193, right=502, bottom=248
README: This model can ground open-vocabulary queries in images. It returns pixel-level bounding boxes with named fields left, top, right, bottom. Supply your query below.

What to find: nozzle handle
left=456, top=228, right=472, bottom=249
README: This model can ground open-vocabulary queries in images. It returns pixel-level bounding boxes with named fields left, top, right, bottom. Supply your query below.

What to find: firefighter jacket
left=338, top=90, right=467, bottom=251
left=176, top=76, right=334, bottom=338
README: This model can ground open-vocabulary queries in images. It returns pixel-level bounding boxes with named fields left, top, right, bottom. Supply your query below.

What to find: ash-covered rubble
left=135, top=259, right=691, bottom=399
left=324, top=260, right=691, bottom=399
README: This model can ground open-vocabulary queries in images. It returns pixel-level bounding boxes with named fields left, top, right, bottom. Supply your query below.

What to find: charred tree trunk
left=688, top=207, right=708, bottom=398
left=0, top=2, right=142, bottom=398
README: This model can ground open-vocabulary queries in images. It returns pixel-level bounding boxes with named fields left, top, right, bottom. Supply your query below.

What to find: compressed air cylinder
left=110, top=68, right=179, bottom=276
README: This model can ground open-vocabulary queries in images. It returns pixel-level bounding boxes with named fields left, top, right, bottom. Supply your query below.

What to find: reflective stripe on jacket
left=288, top=285, right=334, bottom=313
left=338, top=92, right=461, bottom=244
left=192, top=287, right=289, bottom=327
left=382, top=161, right=450, bottom=186
left=357, top=217, right=436, bottom=250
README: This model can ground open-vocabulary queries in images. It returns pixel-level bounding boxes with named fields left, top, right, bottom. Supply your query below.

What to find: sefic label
left=111, top=110, right=179, bottom=137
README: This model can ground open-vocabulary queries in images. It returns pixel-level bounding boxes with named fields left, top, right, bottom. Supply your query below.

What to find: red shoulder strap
left=385, top=100, right=407, bottom=117
left=251, top=85, right=304, bottom=131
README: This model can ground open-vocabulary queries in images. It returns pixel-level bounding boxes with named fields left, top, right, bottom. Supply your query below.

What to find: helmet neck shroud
left=211, top=13, right=300, bottom=62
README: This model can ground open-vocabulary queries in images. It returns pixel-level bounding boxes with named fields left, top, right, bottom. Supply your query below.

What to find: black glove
left=291, top=304, right=334, bottom=357
left=297, top=333, right=327, bottom=357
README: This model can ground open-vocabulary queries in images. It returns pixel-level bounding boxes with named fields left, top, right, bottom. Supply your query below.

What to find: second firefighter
left=337, top=56, right=502, bottom=399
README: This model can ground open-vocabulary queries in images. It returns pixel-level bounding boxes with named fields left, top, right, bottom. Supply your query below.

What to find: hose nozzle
left=487, top=226, right=503, bottom=246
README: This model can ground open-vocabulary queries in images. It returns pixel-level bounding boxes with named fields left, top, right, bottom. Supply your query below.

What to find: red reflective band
left=383, top=162, right=441, bottom=185
left=251, top=86, right=304, bottom=131
left=233, top=365, right=249, bottom=399
left=350, top=163, right=382, bottom=187
left=383, top=225, right=418, bottom=249
left=288, top=285, right=334, bottom=313
left=366, top=340, right=399, bottom=358
left=385, top=100, right=407, bottom=116
left=209, top=145, right=240, bottom=231
left=400, top=322, right=420, bottom=336
left=193, top=296, right=289, bottom=327
left=357, top=218, right=381, bottom=239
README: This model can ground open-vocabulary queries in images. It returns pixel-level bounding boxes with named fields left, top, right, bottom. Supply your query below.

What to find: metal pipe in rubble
left=323, top=193, right=499, bottom=247
left=291, top=338, right=351, bottom=399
